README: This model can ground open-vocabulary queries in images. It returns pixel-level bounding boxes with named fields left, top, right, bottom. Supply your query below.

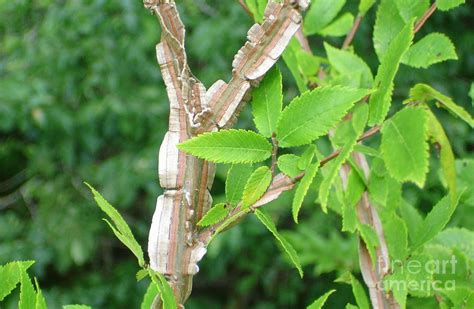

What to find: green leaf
left=402, top=33, right=457, bottom=68
left=353, top=144, right=380, bottom=157
left=436, top=0, right=465, bottom=11
left=136, top=269, right=148, bottom=282
left=283, top=38, right=309, bottom=93
left=292, top=161, right=320, bottom=223
left=63, top=305, right=92, bottom=309
left=369, top=20, right=414, bottom=125
left=226, top=164, right=254, bottom=206
left=304, top=0, right=346, bottom=35
left=373, top=0, right=405, bottom=60
left=319, top=13, right=354, bottom=37
left=177, top=130, right=272, bottom=164
left=254, top=209, right=303, bottom=277
left=412, top=193, right=461, bottom=250
left=320, top=104, right=368, bottom=212
left=19, top=270, right=36, bottom=309
left=380, top=107, right=429, bottom=187
left=141, top=282, right=159, bottom=309
left=408, top=83, right=474, bottom=127
left=34, top=279, right=47, bottom=309
left=85, top=183, right=145, bottom=267
left=242, top=166, right=272, bottom=208
left=298, top=144, right=317, bottom=169
left=244, top=0, right=267, bottom=22
left=382, top=213, right=408, bottom=261
left=148, top=269, right=178, bottom=309
left=427, top=110, right=457, bottom=201
left=307, top=289, right=336, bottom=309
left=399, top=200, right=424, bottom=244
left=395, top=0, right=429, bottom=22
left=0, top=261, right=34, bottom=301
left=252, top=66, right=283, bottom=137
left=359, top=0, right=376, bottom=15
left=324, top=43, right=373, bottom=88
left=277, top=86, right=371, bottom=147
left=350, top=275, right=370, bottom=309
left=431, top=227, right=474, bottom=260
left=197, top=203, right=230, bottom=227
left=342, top=170, right=365, bottom=233
left=358, top=224, right=380, bottom=266
left=336, top=273, right=370, bottom=309
left=278, top=154, right=302, bottom=177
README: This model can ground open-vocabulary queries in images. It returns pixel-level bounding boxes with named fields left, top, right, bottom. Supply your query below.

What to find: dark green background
left=1, top=1, right=472, bottom=308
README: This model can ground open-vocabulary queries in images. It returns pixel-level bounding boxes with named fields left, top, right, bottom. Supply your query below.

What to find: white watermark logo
left=380, top=255, right=457, bottom=293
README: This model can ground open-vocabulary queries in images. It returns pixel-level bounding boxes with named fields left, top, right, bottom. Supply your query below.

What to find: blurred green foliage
left=0, top=0, right=472, bottom=308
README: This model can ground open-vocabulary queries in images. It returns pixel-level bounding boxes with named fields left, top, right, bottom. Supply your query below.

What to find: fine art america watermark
left=380, top=255, right=458, bottom=293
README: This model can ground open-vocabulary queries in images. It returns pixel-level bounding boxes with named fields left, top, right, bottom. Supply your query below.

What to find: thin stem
left=414, top=3, right=437, bottom=33
left=342, top=14, right=363, bottom=49
left=270, top=133, right=279, bottom=177
left=238, top=0, right=254, bottom=18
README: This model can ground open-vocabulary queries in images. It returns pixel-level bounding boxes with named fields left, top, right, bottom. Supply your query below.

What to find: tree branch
left=414, top=3, right=437, bottom=33
left=342, top=14, right=363, bottom=49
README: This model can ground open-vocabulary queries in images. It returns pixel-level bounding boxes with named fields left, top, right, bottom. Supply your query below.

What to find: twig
left=238, top=0, right=254, bottom=18
left=270, top=133, right=279, bottom=177
left=342, top=15, right=363, bottom=49
left=414, top=3, right=437, bottom=33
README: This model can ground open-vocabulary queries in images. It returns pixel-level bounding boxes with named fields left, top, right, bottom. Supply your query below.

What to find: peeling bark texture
left=143, top=0, right=308, bottom=306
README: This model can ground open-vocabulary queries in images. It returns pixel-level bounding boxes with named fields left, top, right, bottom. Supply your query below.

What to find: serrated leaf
left=148, top=269, right=178, bottom=309
left=408, top=83, right=474, bottom=127
left=380, top=107, right=429, bottom=187
left=350, top=275, right=370, bottom=309
left=136, top=269, right=148, bottom=282
left=319, top=13, right=354, bottom=37
left=320, top=104, right=368, bottom=212
left=436, top=0, right=465, bottom=11
left=469, top=83, right=474, bottom=107
left=399, top=199, right=424, bottom=244
left=252, top=66, right=283, bottom=137
left=85, top=183, right=145, bottom=267
left=395, top=0, right=429, bottom=22
left=431, top=228, right=474, bottom=260
left=140, top=282, right=159, bottom=309
left=298, top=144, right=316, bottom=170
left=0, top=261, right=34, bottom=301
left=412, top=193, right=461, bottom=250
left=242, top=166, right=272, bottom=208
left=283, top=38, right=309, bottom=93
left=177, top=130, right=272, bottom=164
left=343, top=170, right=365, bottom=233
left=427, top=110, right=457, bottom=202
left=19, top=269, right=36, bottom=309
left=197, top=203, right=230, bottom=227
left=244, top=0, right=267, bottom=22
left=293, top=162, right=320, bottom=223
left=277, top=86, right=371, bottom=147
left=278, top=154, right=302, bottom=177
left=307, top=289, right=336, bottom=309
left=381, top=213, right=408, bottom=261
left=325, top=43, right=373, bottom=88
left=358, top=224, right=380, bottom=266
left=353, top=144, right=380, bottom=157
left=34, top=279, right=47, bottom=309
left=402, top=33, right=457, bottom=68
left=226, top=164, right=254, bottom=206
left=304, top=0, right=346, bottom=35
left=254, top=209, right=303, bottom=277
left=373, top=0, right=405, bottom=60
left=336, top=273, right=370, bottom=309
left=359, top=0, right=376, bottom=15
left=369, top=20, right=414, bottom=125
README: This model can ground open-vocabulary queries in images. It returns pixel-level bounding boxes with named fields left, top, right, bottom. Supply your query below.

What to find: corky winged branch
left=143, top=0, right=309, bottom=304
